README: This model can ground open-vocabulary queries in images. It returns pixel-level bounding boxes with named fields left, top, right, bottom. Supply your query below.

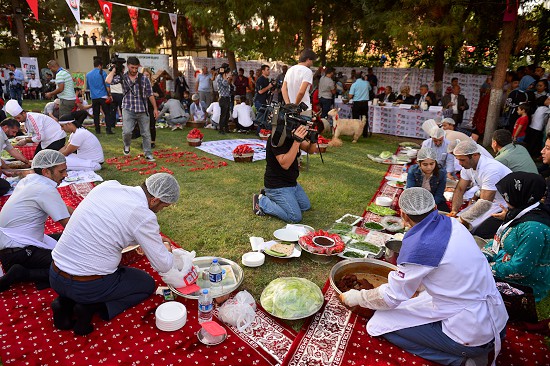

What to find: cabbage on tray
left=260, top=277, right=324, bottom=320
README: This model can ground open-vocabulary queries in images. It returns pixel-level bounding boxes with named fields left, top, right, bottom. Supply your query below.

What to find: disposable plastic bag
left=159, top=249, right=199, bottom=288
left=218, top=290, right=257, bottom=331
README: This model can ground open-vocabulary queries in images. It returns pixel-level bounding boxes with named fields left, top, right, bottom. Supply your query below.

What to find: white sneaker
left=145, top=155, right=155, bottom=162
left=171, top=126, right=178, bottom=131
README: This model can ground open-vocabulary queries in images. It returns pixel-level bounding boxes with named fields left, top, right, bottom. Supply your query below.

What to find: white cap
left=447, top=138, right=462, bottom=153
left=5, top=100, right=23, bottom=117
left=399, top=187, right=436, bottom=215
left=429, top=127, right=445, bottom=139
left=58, top=114, right=75, bottom=125
left=31, top=149, right=66, bottom=169
left=54, top=98, right=60, bottom=104
left=441, top=117, right=455, bottom=125
left=417, top=147, right=437, bottom=161
left=145, top=173, right=180, bottom=204
left=453, top=139, right=479, bottom=156
left=421, top=119, right=438, bottom=136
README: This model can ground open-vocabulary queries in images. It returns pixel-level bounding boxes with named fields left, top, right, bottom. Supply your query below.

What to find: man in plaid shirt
left=106, top=57, right=158, bottom=161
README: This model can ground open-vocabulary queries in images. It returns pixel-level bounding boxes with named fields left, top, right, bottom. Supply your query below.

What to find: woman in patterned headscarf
left=483, top=172, right=550, bottom=301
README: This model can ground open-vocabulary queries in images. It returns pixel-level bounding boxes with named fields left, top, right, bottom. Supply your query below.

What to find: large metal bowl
left=169, top=256, right=244, bottom=303
left=329, top=258, right=397, bottom=318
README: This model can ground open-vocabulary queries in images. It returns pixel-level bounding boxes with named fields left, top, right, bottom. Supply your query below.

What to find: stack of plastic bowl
left=155, top=301, right=187, bottom=331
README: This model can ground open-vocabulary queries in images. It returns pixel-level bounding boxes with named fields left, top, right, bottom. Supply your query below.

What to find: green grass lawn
left=19, top=100, right=550, bottom=327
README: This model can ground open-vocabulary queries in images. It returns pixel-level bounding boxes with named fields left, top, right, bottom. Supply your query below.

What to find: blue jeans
left=382, top=321, right=506, bottom=366
left=259, top=184, right=311, bottom=223
left=10, top=85, right=22, bottom=106
left=122, top=108, right=152, bottom=155
left=49, top=265, right=156, bottom=320
left=319, top=97, right=332, bottom=118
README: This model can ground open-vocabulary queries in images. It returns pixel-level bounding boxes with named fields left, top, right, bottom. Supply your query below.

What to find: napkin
left=285, top=224, right=308, bottom=237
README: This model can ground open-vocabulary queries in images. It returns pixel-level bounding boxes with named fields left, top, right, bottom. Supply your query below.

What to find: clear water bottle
left=402, top=164, right=407, bottom=175
left=198, top=288, right=213, bottom=323
left=208, top=258, right=223, bottom=289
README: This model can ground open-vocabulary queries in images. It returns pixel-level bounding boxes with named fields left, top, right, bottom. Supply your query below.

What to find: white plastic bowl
left=375, top=197, right=393, bottom=207
left=242, top=251, right=265, bottom=267
left=406, top=149, right=418, bottom=158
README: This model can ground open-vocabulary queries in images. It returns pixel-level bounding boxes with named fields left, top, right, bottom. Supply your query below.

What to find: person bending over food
left=341, top=187, right=508, bottom=366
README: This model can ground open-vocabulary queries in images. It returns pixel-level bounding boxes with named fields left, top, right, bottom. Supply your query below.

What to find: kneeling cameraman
left=253, top=124, right=317, bottom=223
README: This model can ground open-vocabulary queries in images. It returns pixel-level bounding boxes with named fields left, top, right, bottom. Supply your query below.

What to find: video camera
left=217, top=62, right=231, bottom=75
left=108, top=53, right=126, bottom=76
left=268, top=102, right=319, bottom=147
left=270, top=78, right=283, bottom=90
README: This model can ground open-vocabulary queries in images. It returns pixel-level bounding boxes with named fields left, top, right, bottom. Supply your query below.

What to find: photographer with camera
left=86, top=59, right=113, bottom=134
left=253, top=104, right=318, bottom=223
left=254, top=65, right=272, bottom=112
left=105, top=56, right=157, bottom=161
left=215, top=63, right=232, bottom=135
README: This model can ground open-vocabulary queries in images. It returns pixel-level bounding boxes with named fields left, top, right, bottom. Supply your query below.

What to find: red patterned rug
left=0, top=256, right=296, bottom=366
left=282, top=281, right=550, bottom=366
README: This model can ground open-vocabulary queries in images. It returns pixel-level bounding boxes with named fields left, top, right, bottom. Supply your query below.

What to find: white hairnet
left=31, top=149, right=66, bottom=169
left=422, top=119, right=438, bottom=136
left=398, top=187, right=436, bottom=216
left=453, top=139, right=479, bottom=156
left=441, top=117, right=455, bottom=125
left=145, top=173, right=180, bottom=204
left=430, top=127, right=445, bottom=139
left=417, top=147, right=437, bottom=161
left=447, top=139, right=462, bottom=153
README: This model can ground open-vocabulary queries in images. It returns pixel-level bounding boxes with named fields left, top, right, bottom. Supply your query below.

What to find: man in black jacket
left=414, top=84, right=437, bottom=107
left=441, top=85, right=469, bottom=126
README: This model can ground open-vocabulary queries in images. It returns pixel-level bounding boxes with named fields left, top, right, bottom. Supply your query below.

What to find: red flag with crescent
left=150, top=10, right=160, bottom=36
left=25, top=0, right=39, bottom=21
left=97, top=0, right=112, bottom=30
left=127, top=6, right=139, bottom=33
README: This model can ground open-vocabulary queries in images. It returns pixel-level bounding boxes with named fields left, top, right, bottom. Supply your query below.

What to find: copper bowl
left=329, top=259, right=397, bottom=318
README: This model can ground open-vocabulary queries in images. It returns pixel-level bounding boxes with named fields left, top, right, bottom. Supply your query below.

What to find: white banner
left=20, top=57, right=39, bottom=80
left=118, top=53, right=172, bottom=90
left=65, top=0, right=81, bottom=25
left=169, top=13, right=178, bottom=37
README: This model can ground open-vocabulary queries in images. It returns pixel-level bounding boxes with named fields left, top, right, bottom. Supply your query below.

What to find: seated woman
left=395, top=85, right=415, bottom=104
left=406, top=147, right=449, bottom=212
left=58, top=111, right=104, bottom=171
left=483, top=172, right=550, bottom=302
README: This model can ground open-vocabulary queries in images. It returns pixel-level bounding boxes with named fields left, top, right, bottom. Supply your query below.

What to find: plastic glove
left=340, top=289, right=362, bottom=307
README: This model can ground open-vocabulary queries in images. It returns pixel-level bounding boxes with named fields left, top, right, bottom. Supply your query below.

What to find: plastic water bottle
left=402, top=164, right=407, bottom=175
left=198, top=288, right=213, bottom=323
left=208, top=258, right=223, bottom=289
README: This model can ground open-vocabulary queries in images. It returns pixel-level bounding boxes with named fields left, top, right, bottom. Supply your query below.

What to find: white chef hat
left=145, top=173, right=180, bottom=204
left=5, top=100, right=23, bottom=117
left=31, top=149, right=66, bottom=169
left=430, top=127, right=445, bottom=139
left=453, top=139, right=480, bottom=156
left=399, top=187, right=436, bottom=216
left=421, top=119, right=438, bottom=136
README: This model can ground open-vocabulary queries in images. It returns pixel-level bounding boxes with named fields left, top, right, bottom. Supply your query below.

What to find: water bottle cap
left=212, top=259, right=218, bottom=264
left=202, top=289, right=209, bottom=294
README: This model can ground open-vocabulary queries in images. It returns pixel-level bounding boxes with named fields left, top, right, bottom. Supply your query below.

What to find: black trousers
left=472, top=217, right=503, bottom=239
left=219, top=96, right=231, bottom=132
left=0, top=178, right=11, bottom=196
left=34, top=137, right=66, bottom=155
left=92, top=98, right=113, bottom=131
left=524, top=127, right=544, bottom=157
left=352, top=100, right=370, bottom=137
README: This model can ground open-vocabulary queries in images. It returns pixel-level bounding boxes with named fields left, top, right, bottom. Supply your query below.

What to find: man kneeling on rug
left=49, top=173, right=183, bottom=336
left=253, top=124, right=317, bottom=223
left=0, top=150, right=71, bottom=292
left=341, top=187, right=508, bottom=366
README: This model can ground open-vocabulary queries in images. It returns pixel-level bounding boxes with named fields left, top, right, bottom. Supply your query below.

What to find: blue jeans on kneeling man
left=259, top=184, right=311, bottom=223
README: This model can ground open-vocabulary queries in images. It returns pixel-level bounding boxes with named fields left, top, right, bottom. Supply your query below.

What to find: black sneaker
left=253, top=194, right=265, bottom=216
left=123, top=147, right=130, bottom=155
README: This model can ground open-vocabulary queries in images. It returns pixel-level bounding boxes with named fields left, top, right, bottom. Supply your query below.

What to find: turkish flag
left=127, top=6, right=139, bottom=33
left=26, top=0, right=39, bottom=21
left=150, top=10, right=160, bottom=36
left=97, top=0, right=112, bottom=30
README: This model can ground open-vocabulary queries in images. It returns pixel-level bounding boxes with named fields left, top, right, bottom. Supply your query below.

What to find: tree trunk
left=171, top=32, right=178, bottom=79
left=302, top=6, right=313, bottom=50
left=432, top=43, right=445, bottom=98
left=533, top=8, right=549, bottom=66
left=12, top=0, right=29, bottom=57
left=483, top=18, right=518, bottom=147
left=320, top=13, right=327, bottom=65
left=226, top=50, right=236, bottom=71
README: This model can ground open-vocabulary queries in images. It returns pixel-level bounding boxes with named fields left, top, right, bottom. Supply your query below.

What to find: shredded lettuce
left=260, top=277, right=323, bottom=319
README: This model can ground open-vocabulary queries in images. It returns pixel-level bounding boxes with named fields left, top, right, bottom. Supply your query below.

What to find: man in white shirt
left=206, top=99, right=221, bottom=129
left=50, top=173, right=181, bottom=335
left=232, top=95, right=254, bottom=132
left=341, top=188, right=507, bottom=366
left=450, top=140, right=512, bottom=239
left=0, top=118, right=31, bottom=195
left=26, top=73, right=43, bottom=100
left=282, top=49, right=317, bottom=111
left=0, top=150, right=71, bottom=292
left=58, top=112, right=104, bottom=171
left=4, top=99, right=66, bottom=156
left=158, top=95, right=189, bottom=131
